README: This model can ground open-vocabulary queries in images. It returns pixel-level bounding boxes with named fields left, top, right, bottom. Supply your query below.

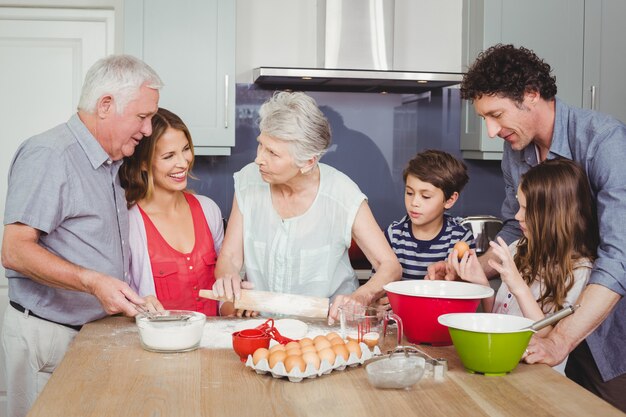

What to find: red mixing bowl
left=384, top=281, right=494, bottom=346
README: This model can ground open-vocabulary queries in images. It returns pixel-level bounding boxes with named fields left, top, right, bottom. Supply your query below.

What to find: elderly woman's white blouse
left=234, top=162, right=366, bottom=301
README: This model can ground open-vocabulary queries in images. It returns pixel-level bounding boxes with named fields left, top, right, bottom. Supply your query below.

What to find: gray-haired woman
left=213, top=91, right=401, bottom=323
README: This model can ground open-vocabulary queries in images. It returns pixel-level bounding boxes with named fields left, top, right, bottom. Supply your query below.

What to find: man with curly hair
left=428, top=44, right=626, bottom=411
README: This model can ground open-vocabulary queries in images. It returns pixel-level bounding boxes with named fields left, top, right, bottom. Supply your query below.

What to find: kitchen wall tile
left=190, top=85, right=505, bottom=230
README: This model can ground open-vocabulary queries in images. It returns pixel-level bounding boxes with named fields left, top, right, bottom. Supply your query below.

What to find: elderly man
left=1, top=55, right=163, bottom=417
left=428, top=44, right=626, bottom=412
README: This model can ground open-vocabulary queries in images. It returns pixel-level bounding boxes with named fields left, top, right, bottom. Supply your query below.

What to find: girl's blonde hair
left=515, top=159, right=598, bottom=311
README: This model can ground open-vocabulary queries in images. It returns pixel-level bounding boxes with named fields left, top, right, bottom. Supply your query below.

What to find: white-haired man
left=1, top=55, right=164, bottom=417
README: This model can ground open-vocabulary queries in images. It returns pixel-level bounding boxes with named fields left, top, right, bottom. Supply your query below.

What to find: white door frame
left=0, top=7, right=114, bottom=416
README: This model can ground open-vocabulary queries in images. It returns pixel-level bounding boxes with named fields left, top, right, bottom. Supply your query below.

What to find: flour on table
left=200, top=319, right=340, bottom=349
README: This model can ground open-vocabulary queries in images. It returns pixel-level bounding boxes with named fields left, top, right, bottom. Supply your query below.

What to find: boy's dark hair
left=461, top=44, right=557, bottom=104
left=403, top=150, right=469, bottom=200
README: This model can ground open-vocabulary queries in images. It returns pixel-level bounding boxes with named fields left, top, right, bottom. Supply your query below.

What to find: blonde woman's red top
left=139, top=193, right=218, bottom=316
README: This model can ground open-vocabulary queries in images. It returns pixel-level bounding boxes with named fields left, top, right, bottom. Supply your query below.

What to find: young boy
left=387, top=150, right=475, bottom=280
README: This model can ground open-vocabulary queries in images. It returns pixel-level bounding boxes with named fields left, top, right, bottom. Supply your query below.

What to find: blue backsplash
left=189, top=85, right=506, bottom=229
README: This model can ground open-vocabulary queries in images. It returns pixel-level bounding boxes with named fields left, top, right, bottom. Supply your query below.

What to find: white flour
left=137, top=314, right=205, bottom=352
left=201, top=318, right=340, bottom=349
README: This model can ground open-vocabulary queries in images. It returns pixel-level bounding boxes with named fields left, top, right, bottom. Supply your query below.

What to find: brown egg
left=315, top=338, right=330, bottom=352
left=302, top=351, right=321, bottom=370
left=268, top=350, right=287, bottom=369
left=285, top=342, right=302, bottom=352
left=332, top=343, right=350, bottom=361
left=269, top=344, right=286, bottom=354
left=252, top=348, right=270, bottom=365
left=329, top=337, right=345, bottom=346
left=301, top=345, right=317, bottom=354
left=286, top=348, right=302, bottom=357
left=284, top=355, right=306, bottom=373
left=346, top=332, right=359, bottom=344
left=362, top=332, right=380, bottom=348
left=454, top=241, right=470, bottom=259
left=317, top=348, right=336, bottom=366
left=345, top=340, right=362, bottom=359
left=346, top=332, right=379, bottom=348
left=326, top=331, right=341, bottom=340
left=285, top=341, right=300, bottom=351
left=298, top=337, right=314, bottom=347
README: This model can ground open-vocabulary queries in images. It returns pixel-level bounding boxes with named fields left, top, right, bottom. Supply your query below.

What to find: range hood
left=253, top=0, right=463, bottom=93
left=253, top=67, right=463, bottom=94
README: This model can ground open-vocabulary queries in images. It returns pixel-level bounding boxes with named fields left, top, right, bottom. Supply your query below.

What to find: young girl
left=120, top=108, right=224, bottom=316
left=449, top=159, right=598, bottom=370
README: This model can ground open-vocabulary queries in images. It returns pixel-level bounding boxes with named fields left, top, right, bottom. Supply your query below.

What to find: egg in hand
left=454, top=241, right=470, bottom=259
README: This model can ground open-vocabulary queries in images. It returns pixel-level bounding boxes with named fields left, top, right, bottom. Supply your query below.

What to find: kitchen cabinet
left=461, top=0, right=585, bottom=160
left=461, top=0, right=626, bottom=160
left=124, top=0, right=235, bottom=155
left=583, top=0, right=626, bottom=123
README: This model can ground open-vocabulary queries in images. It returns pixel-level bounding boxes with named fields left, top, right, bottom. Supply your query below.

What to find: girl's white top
left=492, top=241, right=592, bottom=316
left=234, top=162, right=365, bottom=301
left=492, top=240, right=592, bottom=374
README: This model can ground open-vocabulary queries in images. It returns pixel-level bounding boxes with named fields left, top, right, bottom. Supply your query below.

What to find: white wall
left=393, top=0, right=462, bottom=73
left=236, top=0, right=319, bottom=83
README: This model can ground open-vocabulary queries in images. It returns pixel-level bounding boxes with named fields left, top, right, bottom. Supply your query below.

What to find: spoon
left=524, top=304, right=579, bottom=332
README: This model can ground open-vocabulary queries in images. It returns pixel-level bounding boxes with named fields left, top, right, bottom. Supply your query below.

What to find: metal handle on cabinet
left=224, top=74, right=229, bottom=128
left=590, top=85, right=596, bottom=110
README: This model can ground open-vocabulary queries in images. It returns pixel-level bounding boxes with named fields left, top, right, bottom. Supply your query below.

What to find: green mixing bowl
left=438, top=313, right=534, bottom=376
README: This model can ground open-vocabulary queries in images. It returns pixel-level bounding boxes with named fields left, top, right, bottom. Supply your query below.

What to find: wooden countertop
left=27, top=316, right=623, bottom=417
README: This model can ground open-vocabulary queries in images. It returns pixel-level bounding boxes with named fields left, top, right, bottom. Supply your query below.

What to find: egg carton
left=244, top=342, right=382, bottom=382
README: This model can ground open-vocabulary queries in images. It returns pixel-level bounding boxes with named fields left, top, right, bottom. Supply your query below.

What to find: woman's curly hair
left=461, top=44, right=557, bottom=104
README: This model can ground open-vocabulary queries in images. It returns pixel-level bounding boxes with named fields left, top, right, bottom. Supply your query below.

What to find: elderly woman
left=213, top=91, right=401, bottom=322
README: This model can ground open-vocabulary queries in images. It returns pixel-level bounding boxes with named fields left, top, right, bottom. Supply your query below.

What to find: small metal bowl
left=365, top=348, right=426, bottom=389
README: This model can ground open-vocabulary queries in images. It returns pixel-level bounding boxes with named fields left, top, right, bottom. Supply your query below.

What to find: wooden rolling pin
left=199, top=289, right=330, bottom=319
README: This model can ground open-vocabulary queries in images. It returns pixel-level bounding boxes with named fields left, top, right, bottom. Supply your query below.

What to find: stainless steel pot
left=460, top=215, right=503, bottom=254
